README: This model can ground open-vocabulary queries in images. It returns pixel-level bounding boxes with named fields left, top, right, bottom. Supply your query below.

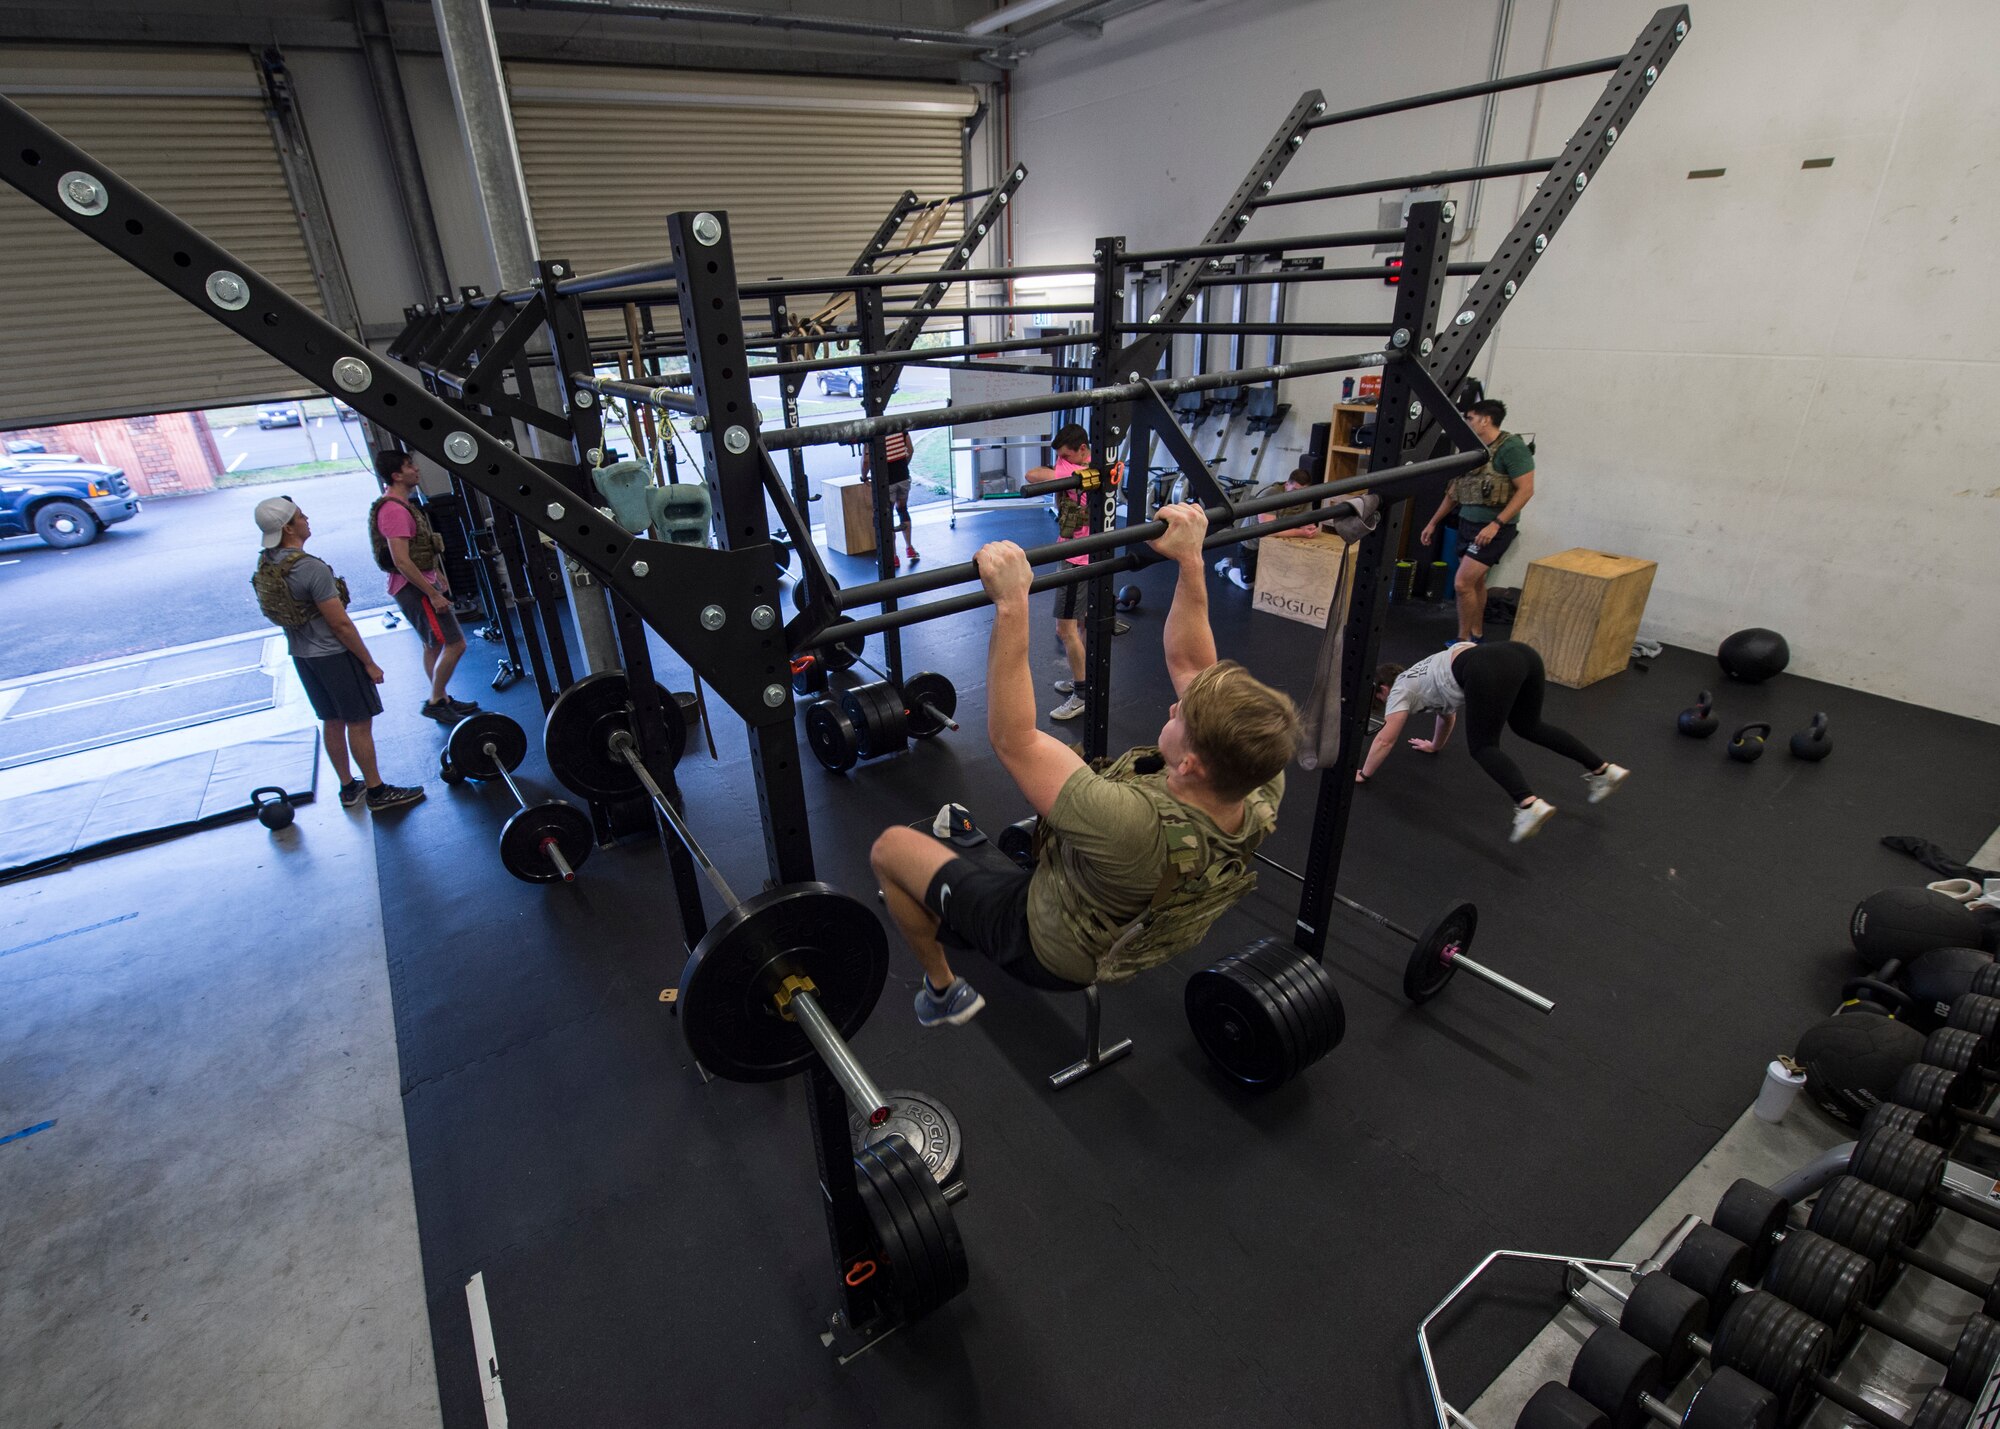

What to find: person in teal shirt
left=1420, top=398, right=1535, bottom=643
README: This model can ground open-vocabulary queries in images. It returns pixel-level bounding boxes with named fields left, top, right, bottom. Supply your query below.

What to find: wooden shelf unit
left=1321, top=402, right=1378, bottom=483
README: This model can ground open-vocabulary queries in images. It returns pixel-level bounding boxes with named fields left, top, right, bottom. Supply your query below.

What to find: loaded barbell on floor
left=798, top=647, right=960, bottom=774
left=1253, top=852, right=1555, bottom=1013
left=587, top=721, right=971, bottom=1318
left=441, top=711, right=593, bottom=884
left=542, top=670, right=686, bottom=803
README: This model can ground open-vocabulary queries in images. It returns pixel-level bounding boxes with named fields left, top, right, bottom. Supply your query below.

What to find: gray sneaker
left=1050, top=693, right=1087, bottom=721
left=337, top=777, right=366, bottom=810
left=365, top=783, right=427, bottom=813
left=1051, top=678, right=1075, bottom=695
left=914, top=977, right=985, bottom=1027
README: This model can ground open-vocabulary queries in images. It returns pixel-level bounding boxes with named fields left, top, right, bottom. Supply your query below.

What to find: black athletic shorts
left=395, top=583, right=464, bottom=650
left=294, top=651, right=384, bottom=724
left=1053, top=576, right=1084, bottom=622
left=1455, top=516, right=1519, bottom=567
left=925, top=856, right=1089, bottom=992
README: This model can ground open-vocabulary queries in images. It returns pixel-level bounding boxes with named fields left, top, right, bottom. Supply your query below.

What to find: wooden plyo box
left=1251, top=530, right=1357, bottom=629
left=1513, top=547, right=1658, bottom=688
left=823, top=474, right=875, bottom=557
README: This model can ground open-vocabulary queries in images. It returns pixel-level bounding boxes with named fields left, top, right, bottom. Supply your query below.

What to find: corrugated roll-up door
left=0, top=49, right=326, bottom=428
left=508, top=64, right=978, bottom=341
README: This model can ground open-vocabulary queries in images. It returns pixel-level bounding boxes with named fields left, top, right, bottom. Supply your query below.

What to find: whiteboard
left=949, top=354, right=1054, bottom=440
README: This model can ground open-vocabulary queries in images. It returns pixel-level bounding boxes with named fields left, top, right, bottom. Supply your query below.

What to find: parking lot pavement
left=208, top=412, right=362, bottom=473
left=0, top=469, right=387, bottom=683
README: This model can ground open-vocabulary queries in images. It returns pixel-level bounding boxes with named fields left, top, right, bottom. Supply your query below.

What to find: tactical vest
left=1451, top=430, right=1517, bottom=512
left=252, top=549, right=349, bottom=629
left=1034, top=746, right=1280, bottom=985
left=368, top=493, right=445, bottom=574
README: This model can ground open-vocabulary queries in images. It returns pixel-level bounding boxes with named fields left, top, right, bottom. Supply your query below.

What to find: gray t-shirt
left=1385, top=643, right=1474, bottom=718
left=264, top=550, right=348, bottom=660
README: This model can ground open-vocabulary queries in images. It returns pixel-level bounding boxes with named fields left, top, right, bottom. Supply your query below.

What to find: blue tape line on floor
left=0, top=1120, right=55, bottom=1147
left=0, top=912, right=139, bottom=959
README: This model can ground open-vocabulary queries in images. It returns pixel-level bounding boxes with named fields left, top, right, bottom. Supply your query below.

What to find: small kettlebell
left=1789, top=712, right=1832, bottom=762
left=1676, top=690, right=1718, bottom=738
left=1115, top=584, right=1143, bottom=612
left=1726, top=722, right=1771, bottom=764
left=252, top=786, right=295, bottom=830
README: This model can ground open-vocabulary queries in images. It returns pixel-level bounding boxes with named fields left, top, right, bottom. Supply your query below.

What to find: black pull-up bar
left=1111, top=322, right=1397, bottom=338
left=1119, top=227, right=1407, bottom=266
left=1193, top=261, right=1488, bottom=288
left=756, top=346, right=1394, bottom=451
left=1253, top=157, right=1558, bottom=210
left=1301, top=55, right=1626, bottom=130
left=815, top=447, right=1483, bottom=646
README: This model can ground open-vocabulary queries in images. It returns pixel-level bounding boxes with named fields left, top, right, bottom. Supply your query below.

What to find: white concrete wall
left=1007, top=0, right=2000, bottom=720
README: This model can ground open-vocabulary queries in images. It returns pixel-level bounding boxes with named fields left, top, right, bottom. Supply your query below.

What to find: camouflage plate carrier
left=1035, top=746, right=1279, bottom=985
left=252, top=549, right=349, bottom=629
left=367, top=494, right=445, bottom=574
left=1450, top=430, right=1517, bottom=511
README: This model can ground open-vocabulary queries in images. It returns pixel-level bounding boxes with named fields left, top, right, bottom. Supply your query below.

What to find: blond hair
left=1179, top=660, right=1299, bottom=800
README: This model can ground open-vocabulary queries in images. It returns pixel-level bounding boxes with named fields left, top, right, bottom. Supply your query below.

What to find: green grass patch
left=215, top=458, right=368, bottom=489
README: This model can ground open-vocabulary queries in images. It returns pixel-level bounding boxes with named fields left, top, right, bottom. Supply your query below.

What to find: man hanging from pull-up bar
left=869, top=503, right=1300, bottom=1026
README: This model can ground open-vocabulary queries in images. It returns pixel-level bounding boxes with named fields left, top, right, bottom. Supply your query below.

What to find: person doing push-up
left=1359, top=640, right=1628, bottom=843
left=869, top=504, right=1299, bottom=1026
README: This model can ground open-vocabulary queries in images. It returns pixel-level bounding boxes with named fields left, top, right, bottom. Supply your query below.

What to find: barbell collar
left=783, top=980, right=891, bottom=1127
left=608, top=731, right=740, bottom=908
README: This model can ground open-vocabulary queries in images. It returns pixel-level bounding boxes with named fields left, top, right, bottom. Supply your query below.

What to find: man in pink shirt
left=1024, top=424, right=1124, bottom=721
left=370, top=449, right=478, bottom=724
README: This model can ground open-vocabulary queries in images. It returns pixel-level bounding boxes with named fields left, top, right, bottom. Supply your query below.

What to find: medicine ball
left=1717, top=628, right=1790, bottom=683
left=1903, top=946, right=1994, bottom=1029
left=1795, top=1010, right=1925, bottom=1128
left=1850, top=887, right=1985, bottom=971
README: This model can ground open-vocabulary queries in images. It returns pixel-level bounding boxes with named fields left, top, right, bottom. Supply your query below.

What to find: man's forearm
left=1428, top=495, right=1457, bottom=528
left=986, top=596, right=1038, bottom=754
left=329, top=617, right=373, bottom=666
left=1494, top=487, right=1532, bottom=524
left=393, top=555, right=438, bottom=592
left=1161, top=553, right=1217, bottom=683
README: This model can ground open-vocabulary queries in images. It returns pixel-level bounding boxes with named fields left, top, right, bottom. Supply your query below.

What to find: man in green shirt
left=868, top=503, right=1299, bottom=1025
left=1420, top=398, right=1535, bottom=643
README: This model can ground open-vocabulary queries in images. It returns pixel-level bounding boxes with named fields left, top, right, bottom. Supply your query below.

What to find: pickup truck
left=0, top=454, right=142, bottom=548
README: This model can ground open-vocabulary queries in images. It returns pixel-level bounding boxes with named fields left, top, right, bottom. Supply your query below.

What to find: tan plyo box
left=823, top=474, right=876, bottom=557
left=1513, top=547, right=1658, bottom=688
left=1251, top=530, right=1357, bottom=629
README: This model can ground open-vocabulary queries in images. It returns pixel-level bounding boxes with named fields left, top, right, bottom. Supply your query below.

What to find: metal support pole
left=1295, top=200, right=1452, bottom=960
left=668, top=209, right=816, bottom=887
left=432, top=0, right=620, bottom=674
left=1080, top=236, right=1123, bottom=763
left=354, top=0, right=451, bottom=299
left=856, top=288, right=905, bottom=689
left=768, top=293, right=815, bottom=525
left=254, top=50, right=365, bottom=344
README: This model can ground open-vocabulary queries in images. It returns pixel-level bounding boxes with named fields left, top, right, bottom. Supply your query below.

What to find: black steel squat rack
left=0, top=0, right=1687, bottom=1347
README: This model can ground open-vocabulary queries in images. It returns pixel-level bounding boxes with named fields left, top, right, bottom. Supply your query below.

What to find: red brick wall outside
left=5, top=413, right=218, bottom=497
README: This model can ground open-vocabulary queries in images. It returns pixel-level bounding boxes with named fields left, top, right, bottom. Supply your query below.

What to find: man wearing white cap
left=252, top=495, right=424, bottom=813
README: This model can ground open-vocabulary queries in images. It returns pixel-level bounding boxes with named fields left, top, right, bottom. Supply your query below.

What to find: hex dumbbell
left=1717, top=1176, right=2000, bottom=1328
left=1516, top=1349, right=1776, bottom=1429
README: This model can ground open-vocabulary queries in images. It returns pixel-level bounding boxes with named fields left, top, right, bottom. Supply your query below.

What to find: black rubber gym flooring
left=369, top=507, right=2000, bottom=1428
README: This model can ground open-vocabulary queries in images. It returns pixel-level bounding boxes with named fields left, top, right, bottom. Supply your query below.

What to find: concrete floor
left=0, top=633, right=439, bottom=1429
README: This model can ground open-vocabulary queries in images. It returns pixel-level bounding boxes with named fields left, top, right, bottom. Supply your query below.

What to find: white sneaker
left=1583, top=764, right=1628, bottom=804
left=1227, top=567, right=1252, bottom=591
left=1051, top=678, right=1075, bottom=695
left=1050, top=693, right=1087, bottom=721
left=1509, top=798, right=1556, bottom=843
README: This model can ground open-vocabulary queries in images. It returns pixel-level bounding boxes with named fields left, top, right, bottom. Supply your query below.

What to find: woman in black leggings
left=1359, top=641, right=1628, bottom=842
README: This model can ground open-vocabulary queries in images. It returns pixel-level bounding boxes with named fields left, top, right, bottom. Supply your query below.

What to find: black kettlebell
left=252, top=786, right=295, bottom=830
left=1726, top=722, right=1771, bottom=763
left=1676, top=690, right=1718, bottom=738
left=1115, top=584, right=1143, bottom=612
left=1789, top=712, right=1832, bottom=762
